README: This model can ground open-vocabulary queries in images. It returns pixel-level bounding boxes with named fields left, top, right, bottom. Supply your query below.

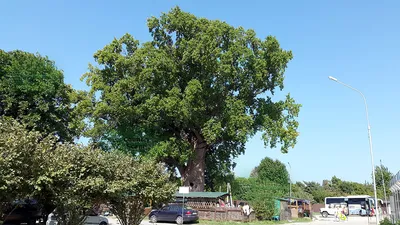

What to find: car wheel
left=322, top=211, right=328, bottom=218
left=150, top=215, right=157, bottom=223
left=176, top=215, right=183, bottom=224
left=99, top=222, right=107, bottom=225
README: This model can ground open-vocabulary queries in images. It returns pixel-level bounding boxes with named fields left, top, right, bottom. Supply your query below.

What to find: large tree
left=82, top=7, right=300, bottom=191
left=0, top=50, right=86, bottom=142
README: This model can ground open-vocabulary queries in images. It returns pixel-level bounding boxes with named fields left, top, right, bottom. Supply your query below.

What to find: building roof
left=346, top=195, right=371, bottom=198
left=174, top=192, right=229, bottom=199
left=391, top=170, right=400, bottom=191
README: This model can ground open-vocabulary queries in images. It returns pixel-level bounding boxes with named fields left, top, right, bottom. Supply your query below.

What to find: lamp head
left=328, top=76, right=338, bottom=82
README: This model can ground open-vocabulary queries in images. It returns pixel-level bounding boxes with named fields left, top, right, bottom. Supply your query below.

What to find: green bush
left=233, top=178, right=284, bottom=220
left=380, top=218, right=393, bottom=225
left=250, top=195, right=276, bottom=220
left=379, top=217, right=400, bottom=225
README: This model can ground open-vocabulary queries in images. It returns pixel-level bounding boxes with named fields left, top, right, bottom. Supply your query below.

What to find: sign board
left=179, top=186, right=190, bottom=194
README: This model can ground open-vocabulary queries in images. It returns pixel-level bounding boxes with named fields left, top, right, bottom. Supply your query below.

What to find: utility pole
left=381, top=160, right=388, bottom=216
left=288, top=162, right=292, bottom=201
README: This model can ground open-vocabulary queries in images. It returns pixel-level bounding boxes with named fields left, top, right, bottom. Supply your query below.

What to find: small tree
left=0, top=117, right=43, bottom=203
left=374, top=164, right=393, bottom=195
left=251, top=157, right=290, bottom=189
left=0, top=117, right=176, bottom=225
left=39, top=144, right=108, bottom=225
left=0, top=117, right=106, bottom=225
left=0, top=117, right=51, bottom=223
left=104, top=153, right=176, bottom=225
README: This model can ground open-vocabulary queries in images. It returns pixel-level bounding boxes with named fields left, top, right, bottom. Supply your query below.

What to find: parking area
left=107, top=217, right=177, bottom=225
left=312, top=216, right=381, bottom=225
left=107, top=216, right=190, bottom=225
left=108, top=215, right=382, bottom=225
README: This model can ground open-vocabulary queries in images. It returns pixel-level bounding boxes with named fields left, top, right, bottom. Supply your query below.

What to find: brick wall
left=311, top=204, right=324, bottom=212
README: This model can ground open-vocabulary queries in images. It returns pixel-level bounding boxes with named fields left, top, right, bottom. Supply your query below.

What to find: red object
left=186, top=211, right=192, bottom=215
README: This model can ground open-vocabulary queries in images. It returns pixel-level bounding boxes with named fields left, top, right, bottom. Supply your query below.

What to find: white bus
left=324, top=196, right=347, bottom=208
left=346, top=195, right=371, bottom=215
left=324, top=195, right=374, bottom=215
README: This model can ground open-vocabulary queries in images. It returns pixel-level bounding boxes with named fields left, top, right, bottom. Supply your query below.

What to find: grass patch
left=199, top=217, right=312, bottom=225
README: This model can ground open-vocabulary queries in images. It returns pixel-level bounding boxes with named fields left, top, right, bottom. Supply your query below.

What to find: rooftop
left=174, top=192, right=229, bottom=199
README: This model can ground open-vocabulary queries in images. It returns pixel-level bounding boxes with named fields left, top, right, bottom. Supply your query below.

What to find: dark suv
left=149, top=204, right=198, bottom=224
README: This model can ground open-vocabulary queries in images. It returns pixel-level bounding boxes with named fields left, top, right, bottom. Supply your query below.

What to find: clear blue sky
left=2, top=0, right=399, bottom=184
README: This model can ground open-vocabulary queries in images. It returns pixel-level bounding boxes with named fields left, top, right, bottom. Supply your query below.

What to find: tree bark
left=181, top=138, right=207, bottom=192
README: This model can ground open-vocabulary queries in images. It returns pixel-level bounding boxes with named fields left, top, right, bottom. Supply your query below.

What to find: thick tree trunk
left=181, top=139, right=207, bottom=192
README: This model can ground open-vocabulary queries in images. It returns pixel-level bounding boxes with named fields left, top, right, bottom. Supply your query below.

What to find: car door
left=166, top=205, right=180, bottom=222
left=157, top=206, right=170, bottom=221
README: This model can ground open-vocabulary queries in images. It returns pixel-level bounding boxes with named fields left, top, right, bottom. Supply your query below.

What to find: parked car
left=320, top=207, right=336, bottom=218
left=149, top=204, right=198, bottom=224
left=2, top=199, right=43, bottom=225
left=46, top=209, right=108, bottom=225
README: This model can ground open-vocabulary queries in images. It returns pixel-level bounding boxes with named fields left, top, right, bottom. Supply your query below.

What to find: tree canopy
left=82, top=6, right=300, bottom=191
left=0, top=50, right=86, bottom=142
left=375, top=164, right=393, bottom=191
left=250, top=157, right=289, bottom=187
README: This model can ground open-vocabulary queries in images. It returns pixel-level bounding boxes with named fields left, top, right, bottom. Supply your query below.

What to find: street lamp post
left=328, top=76, right=380, bottom=224
left=380, top=159, right=388, bottom=214
left=287, top=162, right=292, bottom=211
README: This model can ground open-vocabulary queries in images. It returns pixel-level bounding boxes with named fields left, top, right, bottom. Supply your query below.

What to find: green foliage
left=0, top=117, right=49, bottom=202
left=232, top=177, right=254, bottom=200
left=0, top=117, right=176, bottom=225
left=232, top=177, right=285, bottom=220
left=379, top=217, right=399, bottom=225
left=0, top=50, right=87, bottom=142
left=0, top=117, right=95, bottom=225
left=291, top=183, right=314, bottom=202
left=310, top=188, right=335, bottom=204
left=292, top=175, right=392, bottom=204
left=375, top=164, right=393, bottom=195
left=248, top=180, right=285, bottom=220
left=303, top=181, right=321, bottom=195
left=201, top=218, right=311, bottom=225
left=204, top=148, right=236, bottom=192
left=251, top=157, right=289, bottom=188
left=82, top=6, right=301, bottom=190
left=104, top=154, right=177, bottom=225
